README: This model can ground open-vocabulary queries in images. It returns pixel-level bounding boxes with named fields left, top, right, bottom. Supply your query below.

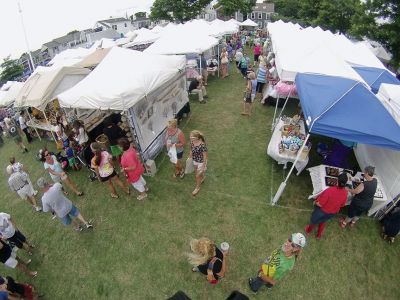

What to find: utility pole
left=16, top=0, right=35, bottom=72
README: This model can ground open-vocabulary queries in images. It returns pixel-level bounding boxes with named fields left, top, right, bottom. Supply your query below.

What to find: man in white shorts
left=0, top=240, right=37, bottom=277
left=7, top=166, right=41, bottom=212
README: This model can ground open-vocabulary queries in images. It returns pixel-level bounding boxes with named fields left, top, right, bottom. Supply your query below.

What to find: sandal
left=191, top=187, right=200, bottom=196
left=349, top=221, right=356, bottom=228
left=179, top=171, right=185, bottom=179
left=339, top=218, right=347, bottom=229
left=77, top=192, right=84, bottom=196
left=137, top=193, right=147, bottom=201
left=110, top=194, right=119, bottom=199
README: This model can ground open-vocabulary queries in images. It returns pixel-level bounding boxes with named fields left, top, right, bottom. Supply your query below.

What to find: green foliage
left=150, top=0, right=212, bottom=22
left=134, top=11, right=147, bottom=19
left=0, top=56, right=24, bottom=82
left=216, top=0, right=257, bottom=17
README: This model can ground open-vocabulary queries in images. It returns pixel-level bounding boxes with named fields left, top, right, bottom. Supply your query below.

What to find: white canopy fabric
left=240, top=19, right=258, bottom=27
left=151, top=25, right=165, bottom=34
left=58, top=47, right=186, bottom=111
left=144, top=28, right=219, bottom=55
left=48, top=48, right=94, bottom=67
left=377, top=84, right=400, bottom=125
left=361, top=39, right=392, bottom=62
left=89, top=38, right=117, bottom=49
left=0, top=82, right=24, bottom=107
left=123, top=28, right=160, bottom=48
left=14, top=66, right=90, bottom=110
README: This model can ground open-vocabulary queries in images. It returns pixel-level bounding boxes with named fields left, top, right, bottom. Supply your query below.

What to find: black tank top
left=353, top=178, right=377, bottom=209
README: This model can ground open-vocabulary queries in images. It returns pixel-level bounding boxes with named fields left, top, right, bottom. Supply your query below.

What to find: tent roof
left=240, top=19, right=258, bottom=27
left=75, top=48, right=112, bottom=68
left=0, top=82, right=24, bottom=107
left=123, top=29, right=160, bottom=48
left=352, top=66, right=400, bottom=94
left=14, top=66, right=90, bottom=110
left=296, top=73, right=400, bottom=151
left=58, top=47, right=186, bottom=111
left=377, top=84, right=400, bottom=125
left=144, top=28, right=219, bottom=55
left=48, top=48, right=94, bottom=67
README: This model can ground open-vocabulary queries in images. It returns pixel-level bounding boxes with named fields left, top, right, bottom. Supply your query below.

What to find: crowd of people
left=0, top=29, right=399, bottom=299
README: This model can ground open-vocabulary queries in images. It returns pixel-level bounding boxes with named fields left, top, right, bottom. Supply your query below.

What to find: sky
left=0, top=0, right=155, bottom=61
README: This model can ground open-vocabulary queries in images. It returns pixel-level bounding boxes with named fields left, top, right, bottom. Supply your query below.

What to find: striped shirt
left=257, top=67, right=267, bottom=83
left=8, top=172, right=28, bottom=192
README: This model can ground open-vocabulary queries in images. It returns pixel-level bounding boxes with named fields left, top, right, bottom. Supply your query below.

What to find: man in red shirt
left=305, top=173, right=348, bottom=239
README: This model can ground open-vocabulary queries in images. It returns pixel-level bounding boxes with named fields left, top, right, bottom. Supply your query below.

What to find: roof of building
left=98, top=17, right=130, bottom=24
left=254, top=3, right=274, bottom=12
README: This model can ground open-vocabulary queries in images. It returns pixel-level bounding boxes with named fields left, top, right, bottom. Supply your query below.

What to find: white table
left=307, top=164, right=388, bottom=216
left=267, top=118, right=309, bottom=175
left=26, top=119, right=57, bottom=132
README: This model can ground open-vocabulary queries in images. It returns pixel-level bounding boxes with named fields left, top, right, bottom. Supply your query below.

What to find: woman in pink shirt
left=118, top=138, right=148, bottom=201
left=253, top=43, right=261, bottom=66
left=90, top=142, right=129, bottom=199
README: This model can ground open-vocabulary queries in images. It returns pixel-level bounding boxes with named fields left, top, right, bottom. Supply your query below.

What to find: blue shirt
left=257, top=67, right=267, bottom=83
left=0, top=291, right=8, bottom=300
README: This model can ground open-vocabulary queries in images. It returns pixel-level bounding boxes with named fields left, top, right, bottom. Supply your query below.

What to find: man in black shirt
left=103, top=117, right=125, bottom=161
left=188, top=76, right=208, bottom=103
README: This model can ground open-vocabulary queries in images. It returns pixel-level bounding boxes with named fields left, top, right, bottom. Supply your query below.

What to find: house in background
left=247, top=1, right=275, bottom=28
left=85, top=28, right=121, bottom=45
left=94, top=17, right=135, bottom=36
left=131, top=15, right=151, bottom=29
left=198, top=4, right=217, bottom=21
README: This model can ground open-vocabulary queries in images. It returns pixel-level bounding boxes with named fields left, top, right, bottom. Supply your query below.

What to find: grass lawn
left=1, top=61, right=399, bottom=300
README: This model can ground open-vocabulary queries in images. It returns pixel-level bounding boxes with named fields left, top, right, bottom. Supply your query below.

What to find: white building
left=94, top=17, right=135, bottom=36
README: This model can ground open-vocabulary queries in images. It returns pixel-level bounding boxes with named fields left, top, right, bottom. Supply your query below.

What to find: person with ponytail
left=90, top=142, right=129, bottom=199
left=188, top=130, right=208, bottom=196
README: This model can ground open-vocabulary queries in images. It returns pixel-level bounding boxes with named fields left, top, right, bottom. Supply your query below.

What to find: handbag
left=221, top=56, right=229, bottom=64
left=184, top=157, right=194, bottom=174
left=56, top=140, right=63, bottom=150
left=167, top=144, right=178, bottom=164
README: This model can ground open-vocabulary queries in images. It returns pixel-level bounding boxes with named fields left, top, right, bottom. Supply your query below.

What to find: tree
left=134, top=12, right=147, bottom=19
left=150, top=0, right=212, bottom=23
left=216, top=0, right=257, bottom=18
left=0, top=57, right=23, bottom=82
left=272, top=0, right=302, bottom=21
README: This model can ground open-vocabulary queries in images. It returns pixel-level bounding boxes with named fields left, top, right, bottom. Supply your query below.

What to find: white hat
left=6, top=165, right=14, bottom=175
left=291, top=233, right=306, bottom=248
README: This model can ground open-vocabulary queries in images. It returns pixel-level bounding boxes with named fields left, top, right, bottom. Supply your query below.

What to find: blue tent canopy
left=295, top=73, right=400, bottom=151
left=352, top=66, right=400, bottom=94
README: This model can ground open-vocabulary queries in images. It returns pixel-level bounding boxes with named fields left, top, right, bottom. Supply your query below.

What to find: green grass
left=1, top=62, right=399, bottom=300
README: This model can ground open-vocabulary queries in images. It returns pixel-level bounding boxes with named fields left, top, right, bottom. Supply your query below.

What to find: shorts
left=193, top=161, right=207, bottom=174
left=110, top=145, right=122, bottom=157
left=254, top=54, right=260, bottom=62
left=60, top=205, right=80, bottom=226
left=100, top=170, right=117, bottom=182
left=4, top=249, right=18, bottom=268
left=52, top=173, right=68, bottom=183
left=68, top=157, right=76, bottom=167
left=244, top=94, right=255, bottom=103
left=17, top=184, right=34, bottom=200
left=256, top=82, right=265, bottom=93
left=177, top=151, right=184, bottom=160
left=348, top=203, right=370, bottom=218
left=131, top=176, right=146, bottom=193
left=8, top=230, right=27, bottom=249
left=201, top=68, right=208, bottom=79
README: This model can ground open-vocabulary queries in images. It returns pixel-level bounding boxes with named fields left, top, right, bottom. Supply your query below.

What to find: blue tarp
left=295, top=73, right=400, bottom=151
left=352, top=66, right=400, bottom=94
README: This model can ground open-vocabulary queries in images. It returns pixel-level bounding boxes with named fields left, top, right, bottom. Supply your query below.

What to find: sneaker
left=248, top=278, right=258, bottom=294
left=145, top=186, right=149, bottom=192
left=85, top=223, right=93, bottom=230
left=33, top=190, right=38, bottom=196
left=74, top=226, right=83, bottom=232
left=137, top=193, right=147, bottom=201
left=35, top=206, right=42, bottom=212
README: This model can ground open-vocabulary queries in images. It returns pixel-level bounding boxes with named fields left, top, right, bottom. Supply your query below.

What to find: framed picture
left=147, top=106, right=154, bottom=118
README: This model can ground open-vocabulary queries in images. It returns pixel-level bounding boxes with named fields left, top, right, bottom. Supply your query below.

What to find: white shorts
left=193, top=161, right=206, bottom=174
left=17, top=184, right=34, bottom=200
left=52, top=174, right=68, bottom=183
left=4, top=249, right=18, bottom=268
left=131, top=176, right=146, bottom=193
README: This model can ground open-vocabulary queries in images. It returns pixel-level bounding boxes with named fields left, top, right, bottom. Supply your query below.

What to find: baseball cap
left=291, top=233, right=306, bottom=248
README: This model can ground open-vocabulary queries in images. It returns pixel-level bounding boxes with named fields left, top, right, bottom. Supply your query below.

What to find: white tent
left=377, top=84, right=400, bottom=126
left=58, top=47, right=188, bottom=160
left=48, top=48, right=94, bottom=67
left=361, top=39, right=392, bottom=62
left=240, top=19, right=258, bottom=27
left=89, top=38, right=117, bottom=49
left=151, top=25, right=165, bottom=34
left=123, top=28, right=160, bottom=48
left=14, top=66, right=91, bottom=110
left=0, top=82, right=24, bottom=107
left=144, top=29, right=219, bottom=55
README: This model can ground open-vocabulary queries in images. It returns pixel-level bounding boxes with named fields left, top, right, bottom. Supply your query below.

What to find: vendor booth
left=0, top=81, right=24, bottom=108
left=58, top=47, right=188, bottom=161
left=123, top=28, right=160, bottom=51
left=14, top=66, right=91, bottom=140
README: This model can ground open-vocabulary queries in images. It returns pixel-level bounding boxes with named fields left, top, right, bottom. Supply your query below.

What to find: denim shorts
left=60, top=205, right=80, bottom=226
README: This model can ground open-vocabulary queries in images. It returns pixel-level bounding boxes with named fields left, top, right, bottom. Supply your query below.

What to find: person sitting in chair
left=188, top=76, right=208, bottom=104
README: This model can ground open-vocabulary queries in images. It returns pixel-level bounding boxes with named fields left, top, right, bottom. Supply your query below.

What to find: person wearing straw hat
left=6, top=165, right=41, bottom=212
left=37, top=177, right=93, bottom=232
left=248, top=233, right=306, bottom=293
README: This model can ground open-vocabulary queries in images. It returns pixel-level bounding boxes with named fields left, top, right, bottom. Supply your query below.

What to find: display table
left=267, top=118, right=309, bottom=175
left=307, top=164, right=388, bottom=216
left=26, top=119, right=57, bottom=132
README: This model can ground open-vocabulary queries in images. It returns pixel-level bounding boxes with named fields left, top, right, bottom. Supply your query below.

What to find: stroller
left=76, top=144, right=97, bottom=181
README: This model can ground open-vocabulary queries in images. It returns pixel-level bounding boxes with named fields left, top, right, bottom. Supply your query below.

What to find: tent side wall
left=127, top=72, right=188, bottom=161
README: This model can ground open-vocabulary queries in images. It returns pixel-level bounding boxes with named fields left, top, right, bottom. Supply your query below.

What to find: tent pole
left=271, top=95, right=280, bottom=131
left=271, top=133, right=310, bottom=205
left=217, top=44, right=220, bottom=78
left=43, top=110, right=57, bottom=142
left=199, top=53, right=202, bottom=79
left=25, top=108, right=41, bottom=141
left=273, top=88, right=292, bottom=131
